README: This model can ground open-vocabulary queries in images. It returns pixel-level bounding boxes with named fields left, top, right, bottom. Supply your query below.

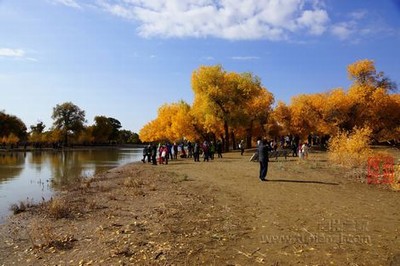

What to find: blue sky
left=1, top=0, right=399, bottom=133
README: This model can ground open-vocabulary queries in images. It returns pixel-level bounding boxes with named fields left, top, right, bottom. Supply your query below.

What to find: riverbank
left=0, top=144, right=145, bottom=153
left=0, top=150, right=399, bottom=265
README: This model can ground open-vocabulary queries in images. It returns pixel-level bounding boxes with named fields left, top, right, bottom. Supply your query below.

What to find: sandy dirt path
left=166, top=150, right=400, bottom=265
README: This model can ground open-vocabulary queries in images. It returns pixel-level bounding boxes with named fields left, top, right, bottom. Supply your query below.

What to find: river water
left=0, top=148, right=142, bottom=223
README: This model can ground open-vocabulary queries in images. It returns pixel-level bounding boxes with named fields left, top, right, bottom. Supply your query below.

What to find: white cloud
left=0, top=48, right=25, bottom=58
left=96, top=0, right=331, bottom=40
left=297, top=9, right=329, bottom=35
left=331, top=22, right=353, bottom=40
left=48, top=0, right=397, bottom=42
left=329, top=10, right=369, bottom=41
left=349, top=10, right=367, bottom=20
left=231, top=56, right=260, bottom=60
left=50, top=0, right=82, bottom=9
left=0, top=48, right=38, bottom=61
left=201, top=56, right=215, bottom=61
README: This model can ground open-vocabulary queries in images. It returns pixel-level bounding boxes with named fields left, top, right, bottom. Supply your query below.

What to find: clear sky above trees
left=0, top=1, right=399, bottom=132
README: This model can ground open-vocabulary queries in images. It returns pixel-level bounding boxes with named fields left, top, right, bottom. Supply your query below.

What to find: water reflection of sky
left=0, top=148, right=142, bottom=223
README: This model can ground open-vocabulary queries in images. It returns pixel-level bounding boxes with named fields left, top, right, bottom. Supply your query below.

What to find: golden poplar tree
left=191, top=65, right=274, bottom=150
left=139, top=101, right=197, bottom=142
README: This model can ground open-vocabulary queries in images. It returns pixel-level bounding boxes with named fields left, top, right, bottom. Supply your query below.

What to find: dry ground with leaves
left=0, top=149, right=399, bottom=265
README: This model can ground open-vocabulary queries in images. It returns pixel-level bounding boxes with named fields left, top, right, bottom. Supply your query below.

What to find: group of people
left=141, top=140, right=224, bottom=165
left=141, top=137, right=311, bottom=183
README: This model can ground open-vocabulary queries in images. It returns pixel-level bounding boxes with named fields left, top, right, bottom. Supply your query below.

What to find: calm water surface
left=0, top=148, right=142, bottom=223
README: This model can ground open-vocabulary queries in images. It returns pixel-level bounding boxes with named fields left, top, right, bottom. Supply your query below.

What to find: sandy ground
left=0, top=149, right=399, bottom=266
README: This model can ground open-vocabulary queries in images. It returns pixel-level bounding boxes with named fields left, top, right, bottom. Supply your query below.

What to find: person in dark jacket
left=258, top=139, right=269, bottom=181
left=141, top=145, right=148, bottom=163
left=216, top=140, right=223, bottom=158
left=193, top=141, right=200, bottom=162
left=239, top=140, right=245, bottom=155
left=151, top=143, right=158, bottom=165
left=202, top=141, right=210, bottom=162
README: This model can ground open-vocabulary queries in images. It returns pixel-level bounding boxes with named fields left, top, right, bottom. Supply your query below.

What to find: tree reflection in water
left=0, top=148, right=142, bottom=222
left=0, top=152, right=25, bottom=182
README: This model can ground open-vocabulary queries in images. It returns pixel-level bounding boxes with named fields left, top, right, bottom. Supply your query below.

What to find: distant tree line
left=1, top=102, right=141, bottom=149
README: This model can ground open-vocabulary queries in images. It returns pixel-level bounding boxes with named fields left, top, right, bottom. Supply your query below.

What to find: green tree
left=0, top=111, right=27, bottom=141
left=92, top=116, right=113, bottom=144
left=29, top=121, right=46, bottom=146
left=108, top=117, right=122, bottom=142
left=30, top=121, right=45, bottom=134
left=118, top=130, right=141, bottom=144
left=51, top=102, right=86, bottom=146
left=91, top=116, right=122, bottom=144
left=118, top=130, right=132, bottom=143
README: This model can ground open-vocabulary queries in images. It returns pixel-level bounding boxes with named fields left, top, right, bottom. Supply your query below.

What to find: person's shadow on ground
left=267, top=179, right=339, bottom=185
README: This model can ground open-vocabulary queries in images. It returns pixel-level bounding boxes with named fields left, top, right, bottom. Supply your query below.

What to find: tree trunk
left=224, top=121, right=229, bottom=152
left=64, top=131, right=68, bottom=146
left=230, top=131, right=236, bottom=150
left=246, top=120, right=253, bottom=148
left=220, top=134, right=226, bottom=152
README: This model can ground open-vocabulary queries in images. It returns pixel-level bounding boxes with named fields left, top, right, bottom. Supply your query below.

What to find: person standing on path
left=141, top=145, right=148, bottom=163
left=202, top=141, right=210, bottom=162
left=239, top=140, right=245, bottom=155
left=258, top=139, right=269, bottom=181
left=151, top=143, right=158, bottom=165
left=216, top=140, right=223, bottom=158
left=193, top=141, right=200, bottom=162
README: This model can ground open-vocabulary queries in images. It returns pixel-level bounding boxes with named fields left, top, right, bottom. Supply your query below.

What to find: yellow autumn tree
left=328, top=127, right=372, bottom=167
left=189, top=86, right=226, bottom=143
left=241, top=88, right=274, bottom=147
left=29, top=132, right=45, bottom=145
left=367, top=88, right=400, bottom=141
left=47, top=129, right=63, bottom=144
left=236, top=74, right=274, bottom=148
left=191, top=65, right=232, bottom=150
left=389, top=94, right=400, bottom=139
left=191, top=65, right=274, bottom=150
left=270, top=101, right=292, bottom=136
left=139, top=120, right=162, bottom=142
left=321, top=88, right=352, bottom=133
left=139, top=101, right=197, bottom=143
left=286, top=94, right=320, bottom=139
left=273, top=59, right=399, bottom=143
left=78, top=126, right=95, bottom=144
left=2, top=133, right=20, bottom=147
left=347, top=59, right=377, bottom=86
left=347, top=59, right=400, bottom=141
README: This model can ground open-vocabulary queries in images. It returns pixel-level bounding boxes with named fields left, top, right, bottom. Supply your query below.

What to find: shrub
left=328, top=127, right=372, bottom=168
left=9, top=199, right=34, bottom=214
left=9, top=201, right=27, bottom=214
left=124, top=176, right=143, bottom=188
left=28, top=218, right=76, bottom=250
left=391, top=161, right=400, bottom=191
left=47, top=198, right=70, bottom=219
